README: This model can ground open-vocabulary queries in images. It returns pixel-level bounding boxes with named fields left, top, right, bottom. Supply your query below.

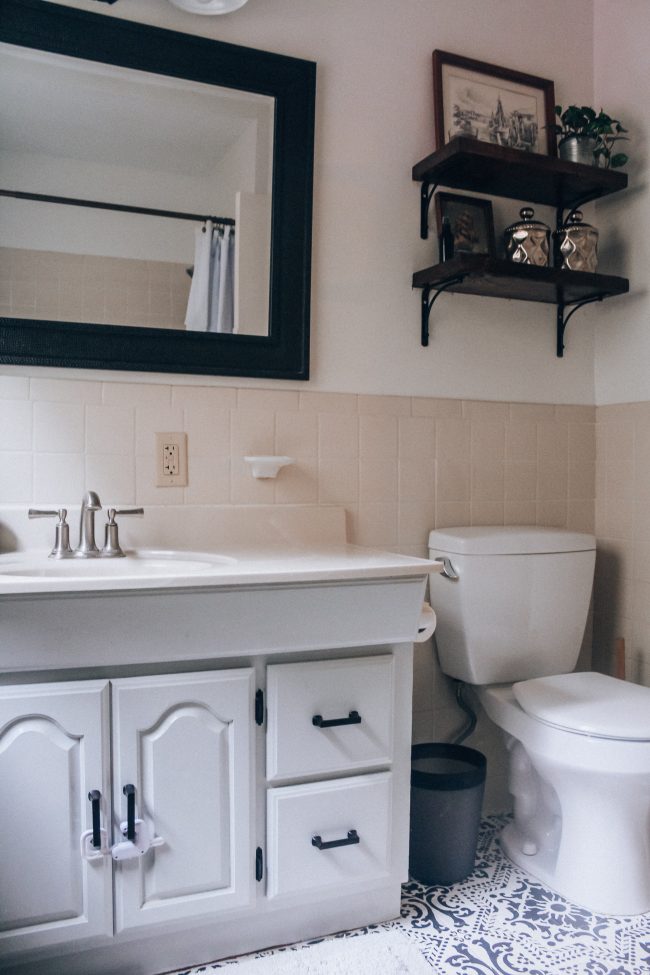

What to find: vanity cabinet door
left=0, top=680, right=112, bottom=956
left=111, top=669, right=254, bottom=933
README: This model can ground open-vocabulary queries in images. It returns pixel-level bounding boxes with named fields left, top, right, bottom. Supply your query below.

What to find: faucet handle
left=28, top=508, right=73, bottom=559
left=101, top=507, right=144, bottom=558
left=29, top=508, right=63, bottom=518
left=111, top=508, right=144, bottom=518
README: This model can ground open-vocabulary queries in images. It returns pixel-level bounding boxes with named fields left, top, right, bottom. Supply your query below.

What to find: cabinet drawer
left=266, top=655, right=394, bottom=779
left=266, top=772, right=392, bottom=898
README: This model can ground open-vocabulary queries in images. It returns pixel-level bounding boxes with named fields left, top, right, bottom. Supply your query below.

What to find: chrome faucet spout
left=75, top=491, right=102, bottom=557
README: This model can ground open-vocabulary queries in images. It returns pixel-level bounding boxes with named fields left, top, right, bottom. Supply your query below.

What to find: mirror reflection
left=0, top=43, right=275, bottom=337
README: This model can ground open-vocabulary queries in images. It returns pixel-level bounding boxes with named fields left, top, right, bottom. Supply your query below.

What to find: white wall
left=5, top=0, right=598, bottom=404
left=593, top=0, right=649, bottom=405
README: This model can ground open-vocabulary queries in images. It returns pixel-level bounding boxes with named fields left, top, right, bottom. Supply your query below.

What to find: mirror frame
left=0, top=0, right=315, bottom=380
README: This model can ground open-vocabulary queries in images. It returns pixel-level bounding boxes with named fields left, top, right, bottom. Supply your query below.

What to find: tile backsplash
left=0, top=376, right=595, bottom=554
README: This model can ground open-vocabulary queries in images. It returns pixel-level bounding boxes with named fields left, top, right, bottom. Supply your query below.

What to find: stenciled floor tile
left=167, top=816, right=650, bottom=975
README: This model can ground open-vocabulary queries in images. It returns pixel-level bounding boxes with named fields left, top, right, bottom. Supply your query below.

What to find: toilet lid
left=513, top=672, right=650, bottom=740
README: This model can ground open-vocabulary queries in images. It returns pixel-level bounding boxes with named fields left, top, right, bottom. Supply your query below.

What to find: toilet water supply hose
left=430, top=629, right=477, bottom=744
left=452, top=680, right=477, bottom=744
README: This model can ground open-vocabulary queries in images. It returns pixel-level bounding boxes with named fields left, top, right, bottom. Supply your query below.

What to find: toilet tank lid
left=513, top=672, right=650, bottom=740
left=428, top=526, right=595, bottom=555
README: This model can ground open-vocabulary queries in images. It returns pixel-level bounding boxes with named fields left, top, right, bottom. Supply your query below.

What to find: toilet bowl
left=479, top=676, right=650, bottom=916
left=428, top=526, right=650, bottom=916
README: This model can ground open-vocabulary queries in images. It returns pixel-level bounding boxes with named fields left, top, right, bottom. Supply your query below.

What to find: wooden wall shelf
left=413, top=256, right=629, bottom=356
left=413, top=255, right=629, bottom=304
left=412, top=140, right=629, bottom=356
left=413, top=138, right=628, bottom=214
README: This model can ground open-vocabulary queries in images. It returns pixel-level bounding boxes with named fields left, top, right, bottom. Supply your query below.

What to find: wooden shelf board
left=412, top=139, right=627, bottom=210
left=412, top=255, right=629, bottom=305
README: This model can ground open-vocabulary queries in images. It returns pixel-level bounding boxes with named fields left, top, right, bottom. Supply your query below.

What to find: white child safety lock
left=111, top=783, right=164, bottom=861
left=112, top=818, right=165, bottom=861
left=80, top=786, right=164, bottom=861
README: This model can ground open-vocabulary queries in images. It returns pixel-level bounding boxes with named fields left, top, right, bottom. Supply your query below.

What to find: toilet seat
left=513, top=672, right=650, bottom=741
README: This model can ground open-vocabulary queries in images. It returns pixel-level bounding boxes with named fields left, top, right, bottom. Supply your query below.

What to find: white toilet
left=428, top=525, right=650, bottom=916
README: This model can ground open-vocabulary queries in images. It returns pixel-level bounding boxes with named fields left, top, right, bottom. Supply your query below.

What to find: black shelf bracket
left=556, top=295, right=604, bottom=357
left=557, top=194, right=598, bottom=229
left=421, top=276, right=466, bottom=346
left=420, top=182, right=438, bottom=239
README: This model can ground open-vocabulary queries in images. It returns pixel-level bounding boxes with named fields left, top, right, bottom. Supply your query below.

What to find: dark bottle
left=438, top=216, right=454, bottom=262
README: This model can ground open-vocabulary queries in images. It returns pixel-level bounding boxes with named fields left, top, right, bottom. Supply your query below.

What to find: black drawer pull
left=312, top=710, right=361, bottom=729
left=312, top=829, right=359, bottom=851
left=87, top=790, right=101, bottom=848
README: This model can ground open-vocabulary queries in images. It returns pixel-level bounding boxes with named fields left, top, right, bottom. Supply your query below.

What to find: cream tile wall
left=0, top=374, right=596, bottom=792
left=594, top=402, right=650, bottom=687
left=0, top=248, right=190, bottom=330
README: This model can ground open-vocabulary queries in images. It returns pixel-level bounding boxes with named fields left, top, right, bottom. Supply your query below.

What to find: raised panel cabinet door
left=0, top=680, right=112, bottom=956
left=111, top=669, right=254, bottom=932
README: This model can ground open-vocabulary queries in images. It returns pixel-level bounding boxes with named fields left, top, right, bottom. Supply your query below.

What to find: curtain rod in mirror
left=0, top=189, right=235, bottom=227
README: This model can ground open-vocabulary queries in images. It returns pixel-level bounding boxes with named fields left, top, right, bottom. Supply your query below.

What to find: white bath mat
left=217, top=930, right=431, bottom=974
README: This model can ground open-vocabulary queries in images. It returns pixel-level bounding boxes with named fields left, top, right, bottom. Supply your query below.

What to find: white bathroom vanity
left=0, top=505, right=436, bottom=975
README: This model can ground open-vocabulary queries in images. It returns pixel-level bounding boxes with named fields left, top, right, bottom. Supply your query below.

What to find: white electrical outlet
left=155, top=432, right=188, bottom=487
left=163, top=443, right=180, bottom=477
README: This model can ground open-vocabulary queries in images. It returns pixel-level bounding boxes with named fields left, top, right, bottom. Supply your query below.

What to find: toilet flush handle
left=432, top=556, right=459, bottom=581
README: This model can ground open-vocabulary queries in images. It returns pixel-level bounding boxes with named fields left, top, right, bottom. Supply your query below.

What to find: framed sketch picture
left=432, top=50, right=556, bottom=156
left=435, top=192, right=496, bottom=257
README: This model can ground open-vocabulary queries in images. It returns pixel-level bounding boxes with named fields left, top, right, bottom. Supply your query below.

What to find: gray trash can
left=409, top=742, right=486, bottom=885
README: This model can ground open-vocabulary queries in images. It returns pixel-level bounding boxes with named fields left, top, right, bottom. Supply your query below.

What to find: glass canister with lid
left=504, top=207, right=551, bottom=267
left=554, top=210, right=599, bottom=272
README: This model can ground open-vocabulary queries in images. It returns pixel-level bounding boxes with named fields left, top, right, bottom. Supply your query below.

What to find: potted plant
left=551, top=105, right=628, bottom=168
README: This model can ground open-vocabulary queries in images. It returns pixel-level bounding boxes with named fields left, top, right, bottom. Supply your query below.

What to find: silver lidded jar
left=504, top=207, right=551, bottom=267
left=554, top=210, right=599, bottom=272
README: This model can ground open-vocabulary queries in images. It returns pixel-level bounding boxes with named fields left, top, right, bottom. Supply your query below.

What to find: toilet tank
left=428, top=527, right=596, bottom=685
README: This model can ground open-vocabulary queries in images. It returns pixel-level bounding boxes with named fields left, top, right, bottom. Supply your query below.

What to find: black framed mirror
left=0, top=0, right=315, bottom=379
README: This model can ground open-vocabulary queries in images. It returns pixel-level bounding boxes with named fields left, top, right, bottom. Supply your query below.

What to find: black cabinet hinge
left=255, top=689, right=264, bottom=726
left=255, top=846, right=264, bottom=882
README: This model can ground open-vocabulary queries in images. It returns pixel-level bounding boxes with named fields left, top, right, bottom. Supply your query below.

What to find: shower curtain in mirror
left=185, top=221, right=234, bottom=333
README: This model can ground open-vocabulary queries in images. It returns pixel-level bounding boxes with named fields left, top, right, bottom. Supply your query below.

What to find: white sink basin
left=0, top=549, right=236, bottom=580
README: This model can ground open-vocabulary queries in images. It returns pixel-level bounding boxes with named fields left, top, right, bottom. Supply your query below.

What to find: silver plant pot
left=559, top=135, right=599, bottom=166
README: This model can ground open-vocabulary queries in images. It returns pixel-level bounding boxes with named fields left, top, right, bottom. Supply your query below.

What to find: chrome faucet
left=75, top=490, right=102, bottom=557
left=29, top=493, right=145, bottom=559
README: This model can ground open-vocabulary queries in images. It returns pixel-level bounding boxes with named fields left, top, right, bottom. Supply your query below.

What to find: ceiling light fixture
left=167, top=0, right=249, bottom=13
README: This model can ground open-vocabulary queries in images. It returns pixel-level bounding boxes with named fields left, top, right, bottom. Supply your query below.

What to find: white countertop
left=0, top=504, right=440, bottom=596
left=0, top=543, right=439, bottom=596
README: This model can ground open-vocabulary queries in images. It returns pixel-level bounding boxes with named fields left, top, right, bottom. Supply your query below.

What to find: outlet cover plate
left=155, top=432, right=188, bottom=487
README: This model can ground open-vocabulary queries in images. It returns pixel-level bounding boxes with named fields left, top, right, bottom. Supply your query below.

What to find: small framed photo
left=435, top=192, right=496, bottom=257
left=432, top=50, right=556, bottom=156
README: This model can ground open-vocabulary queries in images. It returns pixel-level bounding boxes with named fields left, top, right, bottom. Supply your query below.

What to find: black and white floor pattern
left=171, top=816, right=650, bottom=975
left=400, top=815, right=650, bottom=975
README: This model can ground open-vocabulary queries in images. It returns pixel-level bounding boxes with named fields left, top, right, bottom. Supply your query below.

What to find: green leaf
left=610, top=153, right=628, bottom=168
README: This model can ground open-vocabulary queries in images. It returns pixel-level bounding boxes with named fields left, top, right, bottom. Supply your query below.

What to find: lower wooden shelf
left=412, top=254, right=629, bottom=356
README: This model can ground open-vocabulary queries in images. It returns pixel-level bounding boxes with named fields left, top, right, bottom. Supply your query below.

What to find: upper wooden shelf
left=412, top=138, right=628, bottom=211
